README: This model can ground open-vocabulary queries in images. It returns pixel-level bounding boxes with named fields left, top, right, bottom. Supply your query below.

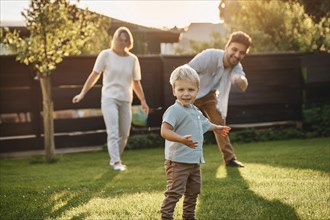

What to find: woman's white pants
left=101, top=98, right=131, bottom=165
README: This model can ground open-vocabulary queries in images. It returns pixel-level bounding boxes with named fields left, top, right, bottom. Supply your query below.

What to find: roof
left=109, top=17, right=181, bottom=43
left=1, top=17, right=181, bottom=43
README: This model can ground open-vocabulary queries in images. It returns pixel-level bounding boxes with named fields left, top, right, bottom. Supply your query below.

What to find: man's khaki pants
left=194, top=92, right=236, bottom=163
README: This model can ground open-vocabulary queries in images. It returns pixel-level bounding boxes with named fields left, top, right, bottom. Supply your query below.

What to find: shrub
left=126, top=133, right=164, bottom=150
left=123, top=105, right=329, bottom=149
left=303, top=104, right=330, bottom=137
left=229, top=127, right=306, bottom=144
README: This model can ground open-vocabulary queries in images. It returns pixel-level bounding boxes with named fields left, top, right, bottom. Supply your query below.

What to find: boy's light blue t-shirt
left=162, top=101, right=212, bottom=164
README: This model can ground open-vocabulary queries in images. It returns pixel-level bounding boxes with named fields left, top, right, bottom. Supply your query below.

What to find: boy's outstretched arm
left=161, top=122, right=198, bottom=149
left=209, top=124, right=231, bottom=137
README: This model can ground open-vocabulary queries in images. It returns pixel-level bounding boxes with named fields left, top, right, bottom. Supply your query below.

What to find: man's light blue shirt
left=188, top=48, right=244, bottom=99
left=162, top=101, right=212, bottom=164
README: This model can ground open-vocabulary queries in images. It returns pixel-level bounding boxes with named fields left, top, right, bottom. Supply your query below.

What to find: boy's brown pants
left=194, top=91, right=236, bottom=163
left=161, top=160, right=200, bottom=220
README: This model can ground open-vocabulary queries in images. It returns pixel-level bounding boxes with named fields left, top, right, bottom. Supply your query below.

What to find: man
left=188, top=31, right=252, bottom=167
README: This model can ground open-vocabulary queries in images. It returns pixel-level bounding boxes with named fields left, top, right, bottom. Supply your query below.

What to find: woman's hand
left=72, top=93, right=84, bottom=103
left=141, top=100, right=149, bottom=114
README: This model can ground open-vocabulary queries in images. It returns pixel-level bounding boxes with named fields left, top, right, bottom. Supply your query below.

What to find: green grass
left=0, top=137, right=329, bottom=220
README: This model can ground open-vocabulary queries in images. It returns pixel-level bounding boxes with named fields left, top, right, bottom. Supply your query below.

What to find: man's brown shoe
left=226, top=159, right=244, bottom=167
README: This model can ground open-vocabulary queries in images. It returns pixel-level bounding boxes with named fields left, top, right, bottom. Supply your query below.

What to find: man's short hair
left=226, top=31, right=252, bottom=49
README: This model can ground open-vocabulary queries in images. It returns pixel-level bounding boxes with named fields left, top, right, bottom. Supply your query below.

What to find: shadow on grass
left=36, top=152, right=164, bottom=219
left=0, top=149, right=165, bottom=220
left=46, top=170, right=119, bottom=219
left=17, top=153, right=122, bottom=219
left=235, top=138, right=330, bottom=174
left=198, top=166, right=300, bottom=220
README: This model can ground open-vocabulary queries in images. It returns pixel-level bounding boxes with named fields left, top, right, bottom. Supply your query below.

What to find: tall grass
left=0, top=137, right=329, bottom=220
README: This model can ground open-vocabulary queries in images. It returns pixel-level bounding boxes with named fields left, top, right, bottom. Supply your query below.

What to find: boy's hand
left=214, top=126, right=231, bottom=137
left=181, top=135, right=198, bottom=149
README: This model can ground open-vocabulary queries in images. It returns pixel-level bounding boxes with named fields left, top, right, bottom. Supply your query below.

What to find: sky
left=0, top=0, right=222, bottom=29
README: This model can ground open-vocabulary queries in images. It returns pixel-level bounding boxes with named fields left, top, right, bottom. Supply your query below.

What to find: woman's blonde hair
left=169, top=64, right=200, bottom=87
left=111, top=26, right=134, bottom=51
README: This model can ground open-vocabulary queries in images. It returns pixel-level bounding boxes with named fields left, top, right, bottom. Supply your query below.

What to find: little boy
left=160, top=65, right=231, bottom=220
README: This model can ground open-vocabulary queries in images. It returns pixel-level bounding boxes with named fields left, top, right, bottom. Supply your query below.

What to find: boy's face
left=172, top=80, right=199, bottom=107
left=224, top=42, right=248, bottom=67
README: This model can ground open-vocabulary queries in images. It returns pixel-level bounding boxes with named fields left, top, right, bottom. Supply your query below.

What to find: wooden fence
left=0, top=52, right=329, bottom=153
left=300, top=53, right=330, bottom=104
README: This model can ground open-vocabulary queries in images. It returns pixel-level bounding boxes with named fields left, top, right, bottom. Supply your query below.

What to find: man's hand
left=232, top=74, right=248, bottom=92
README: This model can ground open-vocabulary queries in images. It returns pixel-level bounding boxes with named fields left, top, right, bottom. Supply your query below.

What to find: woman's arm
left=72, top=71, right=100, bottom=103
left=132, top=80, right=149, bottom=114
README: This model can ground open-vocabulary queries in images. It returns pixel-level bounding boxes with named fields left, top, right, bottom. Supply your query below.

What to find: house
left=173, top=22, right=227, bottom=54
left=0, top=17, right=181, bottom=55
left=109, top=17, right=181, bottom=54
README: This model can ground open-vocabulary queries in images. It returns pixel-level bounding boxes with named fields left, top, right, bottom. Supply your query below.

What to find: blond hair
left=111, top=26, right=134, bottom=51
left=169, top=65, right=200, bottom=87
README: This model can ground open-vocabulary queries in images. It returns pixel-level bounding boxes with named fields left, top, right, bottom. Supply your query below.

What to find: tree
left=220, top=0, right=329, bottom=53
left=80, top=15, right=112, bottom=55
left=296, top=0, right=329, bottom=23
left=0, top=0, right=103, bottom=162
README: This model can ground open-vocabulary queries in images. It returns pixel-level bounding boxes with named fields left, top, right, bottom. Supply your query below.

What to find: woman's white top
left=93, top=49, right=141, bottom=102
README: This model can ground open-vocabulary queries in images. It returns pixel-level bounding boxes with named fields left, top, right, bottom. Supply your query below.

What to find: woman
left=72, top=27, right=149, bottom=171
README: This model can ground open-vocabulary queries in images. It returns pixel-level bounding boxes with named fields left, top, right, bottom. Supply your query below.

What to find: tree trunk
left=39, top=76, right=55, bottom=162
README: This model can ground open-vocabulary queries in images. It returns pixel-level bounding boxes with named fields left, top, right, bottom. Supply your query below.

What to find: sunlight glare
left=215, top=165, right=227, bottom=179
left=76, top=1, right=221, bottom=28
left=1, top=1, right=221, bottom=29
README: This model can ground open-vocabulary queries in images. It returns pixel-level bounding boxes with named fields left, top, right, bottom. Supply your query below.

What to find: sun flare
left=77, top=0, right=221, bottom=28
left=1, top=1, right=222, bottom=29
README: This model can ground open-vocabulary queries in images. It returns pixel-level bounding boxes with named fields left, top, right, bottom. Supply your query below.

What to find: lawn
left=0, top=137, right=329, bottom=220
